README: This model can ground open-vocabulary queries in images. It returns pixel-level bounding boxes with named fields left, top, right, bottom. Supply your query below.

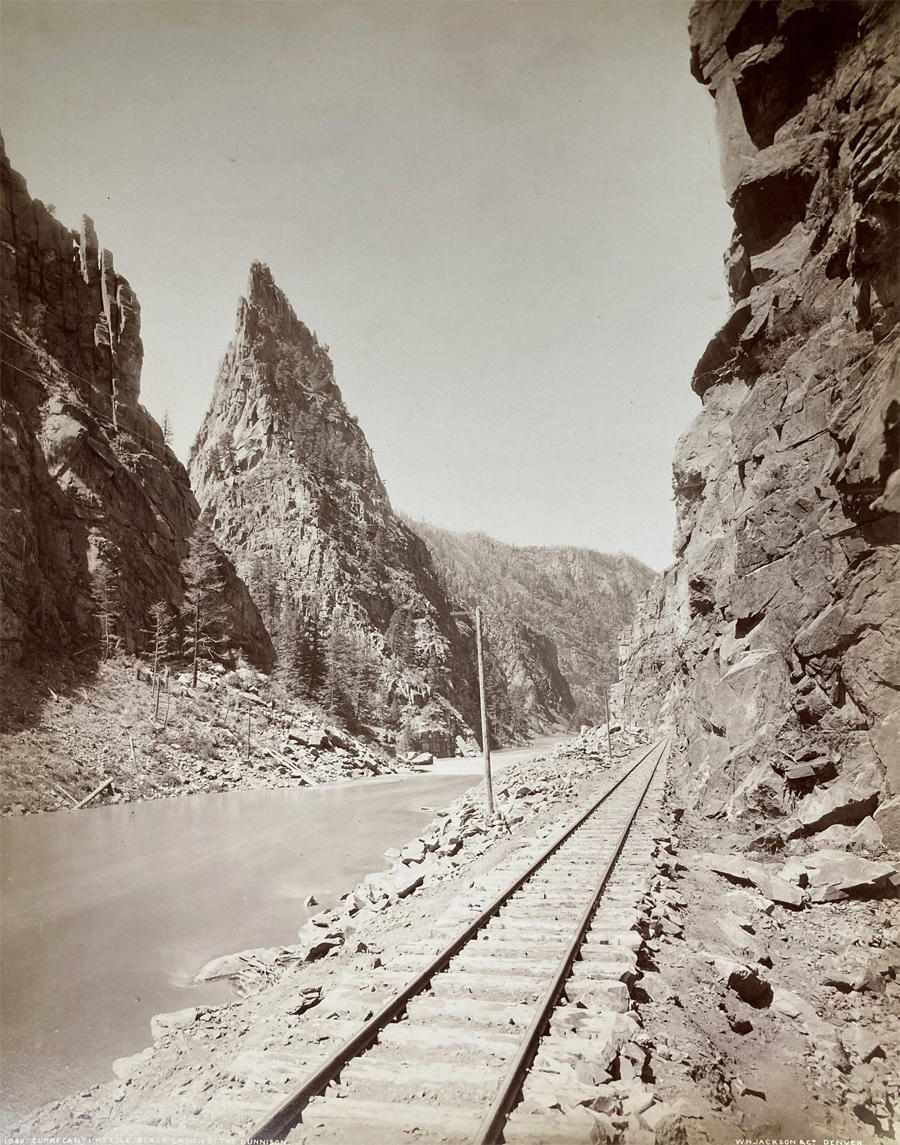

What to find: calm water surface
left=0, top=741, right=562, bottom=1129
left=0, top=772, right=479, bottom=1127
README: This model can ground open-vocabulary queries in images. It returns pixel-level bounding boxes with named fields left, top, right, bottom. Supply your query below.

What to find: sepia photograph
left=0, top=1, right=898, bottom=1143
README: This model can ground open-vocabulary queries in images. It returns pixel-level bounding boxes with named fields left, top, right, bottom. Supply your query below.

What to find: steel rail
left=248, top=737, right=665, bottom=1142
left=472, top=735, right=670, bottom=1145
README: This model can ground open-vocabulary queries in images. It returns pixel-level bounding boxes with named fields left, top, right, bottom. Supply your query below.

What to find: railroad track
left=249, top=735, right=671, bottom=1145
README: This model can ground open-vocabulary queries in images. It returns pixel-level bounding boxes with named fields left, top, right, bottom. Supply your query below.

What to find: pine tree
left=309, top=360, right=329, bottom=392
left=275, top=345, right=307, bottom=393
left=369, top=525, right=386, bottom=570
left=298, top=606, right=326, bottom=699
left=92, top=563, right=120, bottom=661
left=483, top=643, right=513, bottom=748
left=263, top=570, right=280, bottom=632
left=219, top=430, right=237, bottom=474
left=323, top=616, right=361, bottom=725
left=181, top=522, right=225, bottom=687
left=424, top=647, right=443, bottom=690
left=145, top=600, right=175, bottom=720
left=274, top=596, right=302, bottom=690
left=208, top=444, right=224, bottom=481
left=506, top=679, right=530, bottom=739
left=146, top=600, right=174, bottom=679
left=383, top=694, right=404, bottom=730
left=353, top=653, right=381, bottom=727
left=386, top=607, right=417, bottom=665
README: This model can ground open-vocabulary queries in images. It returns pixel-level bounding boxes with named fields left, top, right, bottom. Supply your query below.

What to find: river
left=0, top=740, right=561, bottom=1129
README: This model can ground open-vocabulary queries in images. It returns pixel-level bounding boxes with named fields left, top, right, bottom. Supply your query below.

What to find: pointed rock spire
left=245, top=260, right=303, bottom=335
left=188, top=270, right=478, bottom=749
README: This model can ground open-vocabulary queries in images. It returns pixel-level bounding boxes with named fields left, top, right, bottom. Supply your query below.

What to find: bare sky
left=1, top=0, right=733, bottom=571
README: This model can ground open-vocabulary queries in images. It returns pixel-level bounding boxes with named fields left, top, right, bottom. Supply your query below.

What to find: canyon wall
left=0, top=138, right=272, bottom=669
left=410, top=520, right=655, bottom=730
left=188, top=265, right=480, bottom=748
left=616, top=0, right=899, bottom=822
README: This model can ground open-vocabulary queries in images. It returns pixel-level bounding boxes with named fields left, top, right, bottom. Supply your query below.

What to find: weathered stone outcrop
left=189, top=264, right=478, bottom=744
left=0, top=137, right=272, bottom=668
left=616, top=1, right=899, bottom=818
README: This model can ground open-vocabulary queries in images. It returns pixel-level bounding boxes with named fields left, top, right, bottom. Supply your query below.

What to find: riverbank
left=14, top=728, right=897, bottom=1144
left=0, top=768, right=495, bottom=1129
left=0, top=657, right=405, bottom=817
left=9, top=730, right=646, bottom=1137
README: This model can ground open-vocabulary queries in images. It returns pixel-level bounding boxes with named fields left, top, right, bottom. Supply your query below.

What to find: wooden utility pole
left=453, top=607, right=494, bottom=817
left=604, top=689, right=613, bottom=759
left=474, top=607, right=494, bottom=817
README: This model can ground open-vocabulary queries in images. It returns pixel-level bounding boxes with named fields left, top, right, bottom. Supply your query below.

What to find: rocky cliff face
left=409, top=521, right=655, bottom=732
left=617, top=1, right=899, bottom=821
left=0, top=138, right=272, bottom=669
left=189, top=265, right=478, bottom=748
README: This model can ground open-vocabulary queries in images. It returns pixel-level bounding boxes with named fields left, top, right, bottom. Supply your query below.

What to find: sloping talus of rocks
left=0, top=137, right=273, bottom=669
left=188, top=264, right=479, bottom=746
left=616, top=1, right=899, bottom=819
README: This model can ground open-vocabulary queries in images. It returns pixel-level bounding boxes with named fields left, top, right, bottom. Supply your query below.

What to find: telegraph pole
left=453, top=607, right=495, bottom=817
left=604, top=689, right=613, bottom=759
left=475, top=607, right=495, bottom=817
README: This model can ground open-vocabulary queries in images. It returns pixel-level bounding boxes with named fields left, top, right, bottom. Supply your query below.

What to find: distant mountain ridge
left=405, top=521, right=656, bottom=730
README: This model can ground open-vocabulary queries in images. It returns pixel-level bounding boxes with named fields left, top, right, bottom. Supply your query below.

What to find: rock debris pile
left=560, top=724, right=644, bottom=761
left=2, top=657, right=402, bottom=815
left=292, top=732, right=651, bottom=966
left=631, top=750, right=899, bottom=1142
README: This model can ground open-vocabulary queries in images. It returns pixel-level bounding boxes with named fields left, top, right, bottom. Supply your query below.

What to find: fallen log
left=265, top=747, right=318, bottom=787
left=74, top=777, right=113, bottom=810
left=50, top=780, right=79, bottom=805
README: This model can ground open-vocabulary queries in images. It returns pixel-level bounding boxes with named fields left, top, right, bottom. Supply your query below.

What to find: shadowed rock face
left=188, top=264, right=480, bottom=746
left=0, top=137, right=273, bottom=669
left=616, top=1, right=899, bottom=816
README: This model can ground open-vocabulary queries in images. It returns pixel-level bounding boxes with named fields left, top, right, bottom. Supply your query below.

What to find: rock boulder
left=874, top=796, right=900, bottom=852
left=795, top=781, right=880, bottom=836
left=802, top=850, right=899, bottom=903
